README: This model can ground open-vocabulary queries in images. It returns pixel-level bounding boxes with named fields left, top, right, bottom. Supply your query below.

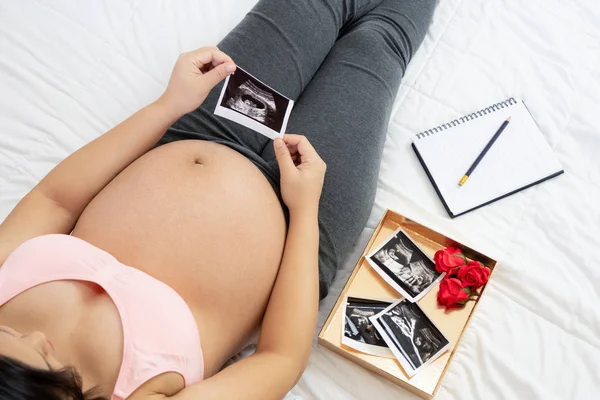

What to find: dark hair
left=0, top=355, right=107, bottom=400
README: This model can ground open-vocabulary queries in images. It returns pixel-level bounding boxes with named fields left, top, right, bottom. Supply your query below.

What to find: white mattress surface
left=1, top=1, right=599, bottom=399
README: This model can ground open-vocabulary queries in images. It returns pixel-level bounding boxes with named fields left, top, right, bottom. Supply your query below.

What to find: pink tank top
left=0, top=234, right=204, bottom=399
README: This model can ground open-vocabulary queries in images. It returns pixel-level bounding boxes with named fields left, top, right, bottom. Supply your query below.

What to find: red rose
left=437, top=278, right=469, bottom=309
left=457, top=261, right=490, bottom=290
left=434, top=247, right=465, bottom=274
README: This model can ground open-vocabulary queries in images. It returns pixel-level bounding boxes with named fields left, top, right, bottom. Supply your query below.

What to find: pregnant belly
left=72, top=140, right=286, bottom=372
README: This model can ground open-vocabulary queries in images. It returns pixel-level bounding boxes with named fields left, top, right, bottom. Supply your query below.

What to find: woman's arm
left=0, top=47, right=236, bottom=265
left=146, top=135, right=326, bottom=400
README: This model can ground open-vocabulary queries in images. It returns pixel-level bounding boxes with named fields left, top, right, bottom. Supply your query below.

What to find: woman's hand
left=274, top=134, right=326, bottom=215
left=158, top=46, right=236, bottom=117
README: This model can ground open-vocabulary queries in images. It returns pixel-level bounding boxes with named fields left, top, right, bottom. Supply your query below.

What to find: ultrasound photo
left=367, top=228, right=444, bottom=302
left=342, top=297, right=394, bottom=358
left=214, top=66, right=293, bottom=139
left=370, top=299, right=450, bottom=377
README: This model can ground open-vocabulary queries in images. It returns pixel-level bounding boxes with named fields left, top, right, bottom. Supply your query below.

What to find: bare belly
left=72, top=140, right=286, bottom=375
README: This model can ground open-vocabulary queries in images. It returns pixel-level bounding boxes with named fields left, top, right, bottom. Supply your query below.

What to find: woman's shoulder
left=2, top=234, right=114, bottom=274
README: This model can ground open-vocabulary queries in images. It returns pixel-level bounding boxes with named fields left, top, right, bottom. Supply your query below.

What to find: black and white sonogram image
left=215, top=67, right=293, bottom=138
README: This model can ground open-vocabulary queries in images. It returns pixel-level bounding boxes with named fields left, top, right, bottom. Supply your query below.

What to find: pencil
left=459, top=116, right=511, bottom=186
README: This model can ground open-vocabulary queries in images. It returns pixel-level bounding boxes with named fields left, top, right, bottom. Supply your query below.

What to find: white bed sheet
left=1, top=1, right=599, bottom=399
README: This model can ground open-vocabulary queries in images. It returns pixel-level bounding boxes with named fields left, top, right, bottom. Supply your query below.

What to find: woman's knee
left=350, top=0, right=436, bottom=59
left=341, top=25, right=411, bottom=71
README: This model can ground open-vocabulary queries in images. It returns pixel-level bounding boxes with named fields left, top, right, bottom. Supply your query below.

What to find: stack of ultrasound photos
left=342, top=229, right=451, bottom=377
left=343, top=297, right=450, bottom=377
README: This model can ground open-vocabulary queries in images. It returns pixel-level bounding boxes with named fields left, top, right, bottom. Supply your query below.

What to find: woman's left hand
left=158, top=46, right=237, bottom=117
left=274, top=134, right=327, bottom=215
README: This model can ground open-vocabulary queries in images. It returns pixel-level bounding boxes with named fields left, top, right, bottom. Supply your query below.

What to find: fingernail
left=274, top=138, right=284, bottom=148
left=225, top=63, right=236, bottom=73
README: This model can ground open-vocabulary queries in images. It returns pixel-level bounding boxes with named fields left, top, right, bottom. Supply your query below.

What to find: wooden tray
left=318, top=209, right=498, bottom=399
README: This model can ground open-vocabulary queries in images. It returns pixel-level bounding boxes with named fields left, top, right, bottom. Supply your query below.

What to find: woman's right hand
left=274, top=134, right=326, bottom=215
left=158, top=46, right=236, bottom=117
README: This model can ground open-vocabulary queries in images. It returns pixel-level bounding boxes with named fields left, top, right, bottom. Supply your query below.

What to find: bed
left=1, top=1, right=599, bottom=399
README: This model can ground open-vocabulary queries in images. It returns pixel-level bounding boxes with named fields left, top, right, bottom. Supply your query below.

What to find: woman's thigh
left=260, top=0, right=437, bottom=297
left=160, top=0, right=386, bottom=155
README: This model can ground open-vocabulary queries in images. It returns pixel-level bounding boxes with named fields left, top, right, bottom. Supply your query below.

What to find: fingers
left=282, top=134, right=305, bottom=146
left=274, top=138, right=296, bottom=177
left=184, top=46, right=237, bottom=87
left=203, top=62, right=237, bottom=88
left=186, top=46, right=234, bottom=69
left=282, top=134, right=323, bottom=165
left=282, top=134, right=316, bottom=157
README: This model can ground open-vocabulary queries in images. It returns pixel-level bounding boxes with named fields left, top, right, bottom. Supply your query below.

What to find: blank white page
left=413, top=100, right=563, bottom=216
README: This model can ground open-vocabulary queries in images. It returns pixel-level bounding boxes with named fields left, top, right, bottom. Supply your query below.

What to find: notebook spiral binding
left=415, top=98, right=517, bottom=140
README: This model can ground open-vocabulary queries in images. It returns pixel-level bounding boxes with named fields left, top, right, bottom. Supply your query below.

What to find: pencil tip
left=506, top=116, right=511, bottom=121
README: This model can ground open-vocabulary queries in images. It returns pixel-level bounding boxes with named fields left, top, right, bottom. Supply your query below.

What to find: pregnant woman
left=0, top=0, right=435, bottom=399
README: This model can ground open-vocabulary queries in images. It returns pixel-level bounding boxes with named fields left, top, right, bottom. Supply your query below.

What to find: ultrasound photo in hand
left=370, top=299, right=450, bottom=377
left=214, top=66, right=293, bottom=140
left=342, top=297, right=394, bottom=358
left=367, top=228, right=444, bottom=302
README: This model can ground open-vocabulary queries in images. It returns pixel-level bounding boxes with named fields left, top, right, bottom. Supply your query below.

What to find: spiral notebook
left=412, top=98, right=563, bottom=218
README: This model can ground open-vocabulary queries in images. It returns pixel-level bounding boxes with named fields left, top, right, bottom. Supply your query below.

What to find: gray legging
left=158, top=0, right=437, bottom=298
